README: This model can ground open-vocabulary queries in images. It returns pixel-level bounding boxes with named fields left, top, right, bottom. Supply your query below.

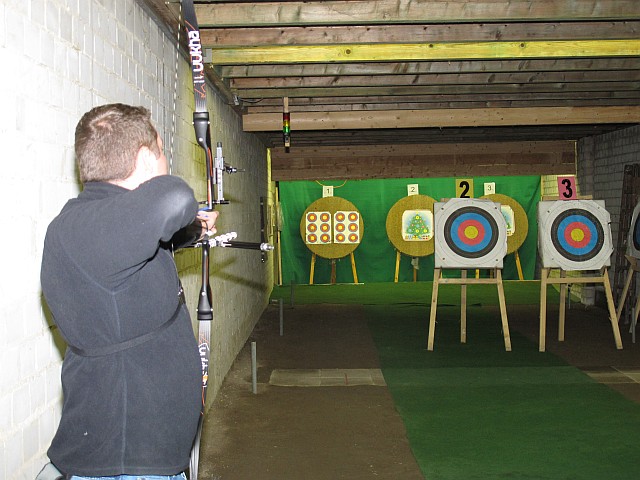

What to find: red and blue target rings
left=551, top=208, right=604, bottom=262
left=443, top=207, right=499, bottom=259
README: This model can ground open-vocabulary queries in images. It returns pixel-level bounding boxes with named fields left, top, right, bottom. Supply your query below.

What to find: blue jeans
left=70, top=474, right=186, bottom=480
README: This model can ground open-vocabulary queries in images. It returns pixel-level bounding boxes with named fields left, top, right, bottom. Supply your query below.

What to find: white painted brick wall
left=0, top=1, right=271, bottom=478
left=577, top=125, right=640, bottom=302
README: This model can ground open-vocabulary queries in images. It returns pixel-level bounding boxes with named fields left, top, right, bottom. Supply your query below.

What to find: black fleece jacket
left=41, top=175, right=202, bottom=476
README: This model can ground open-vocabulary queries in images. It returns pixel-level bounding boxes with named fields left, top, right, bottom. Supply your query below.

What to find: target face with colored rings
left=434, top=198, right=507, bottom=268
left=627, top=201, right=640, bottom=259
left=444, top=207, right=499, bottom=258
left=551, top=209, right=604, bottom=262
left=537, top=200, right=613, bottom=270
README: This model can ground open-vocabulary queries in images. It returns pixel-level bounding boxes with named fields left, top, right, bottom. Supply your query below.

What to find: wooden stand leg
left=460, top=270, right=467, bottom=343
left=309, top=253, right=316, bottom=285
left=413, top=257, right=418, bottom=283
left=394, top=250, right=400, bottom=283
left=350, top=252, right=358, bottom=284
left=559, top=269, right=567, bottom=342
left=633, top=294, right=640, bottom=343
left=616, top=267, right=634, bottom=321
left=428, top=268, right=441, bottom=351
left=496, top=269, right=511, bottom=351
left=330, top=259, right=336, bottom=284
left=539, top=268, right=549, bottom=352
left=515, top=250, right=524, bottom=281
left=602, top=267, right=623, bottom=350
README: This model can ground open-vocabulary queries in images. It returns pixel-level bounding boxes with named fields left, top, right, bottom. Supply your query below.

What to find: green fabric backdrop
left=279, top=176, right=541, bottom=284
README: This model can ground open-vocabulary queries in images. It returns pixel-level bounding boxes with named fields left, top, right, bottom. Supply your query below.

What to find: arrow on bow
left=181, top=1, right=272, bottom=478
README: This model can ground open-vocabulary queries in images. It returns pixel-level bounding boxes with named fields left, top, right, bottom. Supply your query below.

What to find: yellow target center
left=464, top=225, right=479, bottom=239
left=570, top=228, right=585, bottom=242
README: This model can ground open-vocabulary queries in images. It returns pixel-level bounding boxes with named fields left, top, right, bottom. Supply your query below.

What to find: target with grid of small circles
left=300, top=197, right=363, bottom=259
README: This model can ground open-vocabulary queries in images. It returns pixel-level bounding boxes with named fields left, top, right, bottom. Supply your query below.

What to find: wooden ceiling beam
left=211, top=40, right=640, bottom=65
left=246, top=91, right=640, bottom=111
left=202, top=21, right=640, bottom=47
left=230, top=70, right=640, bottom=89
left=195, top=1, right=640, bottom=27
left=270, top=141, right=577, bottom=180
left=233, top=82, right=640, bottom=100
left=243, top=106, right=640, bottom=131
left=218, top=58, right=640, bottom=79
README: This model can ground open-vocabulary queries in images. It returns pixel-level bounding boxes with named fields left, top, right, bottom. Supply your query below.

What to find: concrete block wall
left=577, top=125, right=640, bottom=284
left=0, top=1, right=271, bottom=478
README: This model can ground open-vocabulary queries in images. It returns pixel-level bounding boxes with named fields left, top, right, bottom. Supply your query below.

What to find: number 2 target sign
left=627, top=201, right=640, bottom=259
left=538, top=200, right=613, bottom=270
left=434, top=198, right=507, bottom=268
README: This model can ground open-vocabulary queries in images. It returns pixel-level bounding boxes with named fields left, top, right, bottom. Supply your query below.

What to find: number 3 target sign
left=434, top=198, right=507, bottom=268
left=537, top=200, right=613, bottom=271
left=627, top=201, right=640, bottom=259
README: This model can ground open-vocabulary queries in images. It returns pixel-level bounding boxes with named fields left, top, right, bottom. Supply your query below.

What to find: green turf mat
left=367, top=304, right=640, bottom=480
left=271, top=280, right=561, bottom=306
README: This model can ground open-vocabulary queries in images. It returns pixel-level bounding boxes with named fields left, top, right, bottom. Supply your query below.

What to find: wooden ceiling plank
left=246, top=98, right=640, bottom=114
left=211, top=40, right=640, bottom=65
left=245, top=90, right=640, bottom=109
left=233, top=82, right=640, bottom=100
left=195, top=1, right=640, bottom=27
left=219, top=58, right=640, bottom=79
left=243, top=106, right=640, bottom=131
left=202, top=21, right=640, bottom=47
left=230, top=70, right=640, bottom=89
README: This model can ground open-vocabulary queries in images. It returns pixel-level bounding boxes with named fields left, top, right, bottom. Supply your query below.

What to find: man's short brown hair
left=75, top=104, right=161, bottom=183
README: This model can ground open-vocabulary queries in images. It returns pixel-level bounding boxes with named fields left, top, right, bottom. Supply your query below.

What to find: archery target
left=538, top=200, right=613, bottom=270
left=334, top=211, right=360, bottom=244
left=386, top=195, right=436, bottom=257
left=434, top=198, right=507, bottom=268
left=300, top=197, right=363, bottom=259
left=626, top=201, right=640, bottom=259
left=305, top=211, right=332, bottom=245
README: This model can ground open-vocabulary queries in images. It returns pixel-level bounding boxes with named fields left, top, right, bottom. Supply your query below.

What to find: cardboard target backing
left=434, top=198, right=507, bottom=268
left=626, top=201, right=640, bottom=259
left=300, top=197, right=363, bottom=259
left=385, top=195, right=436, bottom=257
left=538, top=200, right=613, bottom=270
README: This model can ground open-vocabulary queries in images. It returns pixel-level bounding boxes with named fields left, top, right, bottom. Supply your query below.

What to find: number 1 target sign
left=537, top=200, right=613, bottom=271
left=434, top=198, right=507, bottom=269
left=627, top=201, right=640, bottom=259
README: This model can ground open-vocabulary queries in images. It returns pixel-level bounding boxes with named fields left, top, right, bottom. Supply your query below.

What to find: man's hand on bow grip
left=197, top=209, right=219, bottom=236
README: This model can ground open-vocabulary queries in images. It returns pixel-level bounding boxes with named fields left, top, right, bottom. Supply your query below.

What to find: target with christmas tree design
left=402, top=210, right=433, bottom=241
left=386, top=195, right=436, bottom=257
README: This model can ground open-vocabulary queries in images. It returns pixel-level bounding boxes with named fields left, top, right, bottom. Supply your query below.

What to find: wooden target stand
left=385, top=195, right=436, bottom=282
left=539, top=266, right=622, bottom=352
left=616, top=255, right=640, bottom=342
left=428, top=198, right=511, bottom=352
left=428, top=268, right=511, bottom=351
left=537, top=197, right=622, bottom=352
left=300, top=197, right=363, bottom=285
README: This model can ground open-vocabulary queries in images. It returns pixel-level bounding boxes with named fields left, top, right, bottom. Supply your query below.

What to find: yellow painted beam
left=212, top=40, right=640, bottom=65
left=243, top=106, right=640, bottom=131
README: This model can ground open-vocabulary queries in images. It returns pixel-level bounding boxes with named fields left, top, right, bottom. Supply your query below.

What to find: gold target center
left=571, top=229, right=585, bottom=242
left=464, top=226, right=479, bottom=239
